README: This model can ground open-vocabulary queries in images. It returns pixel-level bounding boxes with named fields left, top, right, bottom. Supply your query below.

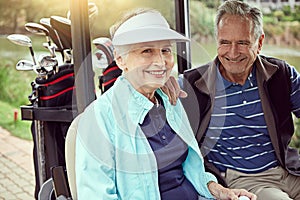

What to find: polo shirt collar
left=215, top=63, right=257, bottom=92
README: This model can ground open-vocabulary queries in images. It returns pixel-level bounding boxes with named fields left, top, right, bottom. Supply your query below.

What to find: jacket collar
left=255, top=55, right=278, bottom=82
left=194, top=55, right=279, bottom=94
left=194, top=58, right=219, bottom=96
left=192, top=55, right=279, bottom=141
left=112, top=76, right=171, bottom=125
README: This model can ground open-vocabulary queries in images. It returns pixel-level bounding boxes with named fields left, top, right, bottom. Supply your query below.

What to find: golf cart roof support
left=70, top=0, right=95, bottom=114
left=70, top=0, right=191, bottom=113
left=175, top=0, right=191, bottom=73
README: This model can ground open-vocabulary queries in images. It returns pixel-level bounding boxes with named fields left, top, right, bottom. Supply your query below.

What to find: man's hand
left=161, top=76, right=187, bottom=105
left=207, top=181, right=257, bottom=200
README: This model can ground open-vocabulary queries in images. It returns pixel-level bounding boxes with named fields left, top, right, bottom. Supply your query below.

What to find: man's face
left=217, top=14, right=264, bottom=80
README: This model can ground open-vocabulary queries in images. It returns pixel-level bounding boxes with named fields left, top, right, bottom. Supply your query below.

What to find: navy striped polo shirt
left=204, top=65, right=279, bottom=173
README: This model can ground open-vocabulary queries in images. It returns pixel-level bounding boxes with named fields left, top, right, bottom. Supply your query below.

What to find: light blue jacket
left=76, top=76, right=217, bottom=200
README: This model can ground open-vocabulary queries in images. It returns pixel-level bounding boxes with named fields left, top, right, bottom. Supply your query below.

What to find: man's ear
left=257, top=33, right=265, bottom=53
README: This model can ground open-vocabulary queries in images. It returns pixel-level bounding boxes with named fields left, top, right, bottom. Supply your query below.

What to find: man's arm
left=290, top=66, right=300, bottom=117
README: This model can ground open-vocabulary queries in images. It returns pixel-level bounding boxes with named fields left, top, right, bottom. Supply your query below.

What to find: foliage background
left=0, top=0, right=299, bottom=150
left=1, top=0, right=299, bottom=45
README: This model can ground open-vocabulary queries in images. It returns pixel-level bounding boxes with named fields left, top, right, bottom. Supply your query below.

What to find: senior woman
left=75, top=8, right=256, bottom=200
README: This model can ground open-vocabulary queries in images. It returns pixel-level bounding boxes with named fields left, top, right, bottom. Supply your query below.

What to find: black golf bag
left=21, top=64, right=75, bottom=199
left=98, top=60, right=122, bottom=93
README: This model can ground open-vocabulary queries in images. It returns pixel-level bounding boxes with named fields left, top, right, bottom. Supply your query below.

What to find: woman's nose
left=152, top=50, right=166, bottom=66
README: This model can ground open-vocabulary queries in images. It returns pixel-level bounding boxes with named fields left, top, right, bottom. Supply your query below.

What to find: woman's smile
left=144, top=69, right=167, bottom=77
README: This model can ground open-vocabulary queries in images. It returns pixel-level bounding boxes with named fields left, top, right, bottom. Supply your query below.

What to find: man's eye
left=220, top=41, right=231, bottom=45
left=238, top=41, right=250, bottom=45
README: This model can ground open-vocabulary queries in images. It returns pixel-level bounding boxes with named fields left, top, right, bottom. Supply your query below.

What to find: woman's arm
left=76, top=136, right=118, bottom=200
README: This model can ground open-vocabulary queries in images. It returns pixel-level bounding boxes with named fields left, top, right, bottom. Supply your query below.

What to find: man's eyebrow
left=219, top=39, right=230, bottom=43
left=218, top=39, right=251, bottom=44
left=237, top=40, right=251, bottom=43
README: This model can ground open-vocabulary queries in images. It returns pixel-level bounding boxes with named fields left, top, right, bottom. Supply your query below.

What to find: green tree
left=0, top=0, right=28, bottom=32
left=0, top=0, right=69, bottom=33
left=190, top=1, right=215, bottom=41
left=193, top=0, right=220, bottom=9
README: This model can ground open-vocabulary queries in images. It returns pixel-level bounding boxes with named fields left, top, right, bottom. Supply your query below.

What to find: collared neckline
left=215, top=63, right=257, bottom=92
left=113, top=76, right=171, bottom=125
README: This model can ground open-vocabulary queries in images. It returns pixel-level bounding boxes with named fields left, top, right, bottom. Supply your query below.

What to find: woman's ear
left=114, top=49, right=127, bottom=70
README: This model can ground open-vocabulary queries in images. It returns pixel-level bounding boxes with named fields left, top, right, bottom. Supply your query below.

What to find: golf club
left=40, top=18, right=64, bottom=53
left=16, top=59, right=34, bottom=71
left=25, top=22, right=51, bottom=45
left=7, top=34, right=37, bottom=65
left=25, top=22, right=57, bottom=58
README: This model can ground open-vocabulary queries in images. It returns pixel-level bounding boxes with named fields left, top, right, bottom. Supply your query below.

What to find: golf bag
left=21, top=63, right=75, bottom=199
left=98, top=61, right=122, bottom=93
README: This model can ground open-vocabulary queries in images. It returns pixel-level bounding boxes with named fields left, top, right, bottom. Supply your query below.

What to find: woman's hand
left=207, top=181, right=257, bottom=200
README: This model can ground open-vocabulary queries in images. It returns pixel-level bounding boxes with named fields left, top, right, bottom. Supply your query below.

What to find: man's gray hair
left=215, top=0, right=263, bottom=40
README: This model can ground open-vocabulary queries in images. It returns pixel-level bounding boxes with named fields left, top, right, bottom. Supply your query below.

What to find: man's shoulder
left=183, top=60, right=215, bottom=83
left=259, top=55, right=289, bottom=67
left=259, top=55, right=293, bottom=79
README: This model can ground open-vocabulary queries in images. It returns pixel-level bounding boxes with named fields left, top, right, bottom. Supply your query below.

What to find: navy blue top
left=139, top=95, right=199, bottom=200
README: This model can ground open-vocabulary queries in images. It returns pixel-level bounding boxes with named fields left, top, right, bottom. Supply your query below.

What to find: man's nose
left=228, top=43, right=240, bottom=57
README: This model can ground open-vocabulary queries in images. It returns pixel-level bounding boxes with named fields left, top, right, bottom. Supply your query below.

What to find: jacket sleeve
left=290, top=65, right=300, bottom=117
left=183, top=146, right=217, bottom=199
left=76, top=137, right=118, bottom=200
left=75, top=101, right=118, bottom=200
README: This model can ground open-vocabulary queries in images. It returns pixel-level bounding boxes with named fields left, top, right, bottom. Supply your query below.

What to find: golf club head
left=40, top=18, right=64, bottom=52
left=7, top=34, right=32, bottom=47
left=25, top=22, right=49, bottom=36
left=88, top=2, right=98, bottom=19
left=63, top=49, right=72, bottom=63
left=33, top=55, right=55, bottom=78
left=16, top=60, right=34, bottom=71
left=38, top=54, right=58, bottom=72
left=92, top=37, right=114, bottom=65
left=48, top=45, right=57, bottom=58
left=92, top=37, right=112, bottom=46
left=50, top=16, right=72, bottom=50
left=42, top=42, right=57, bottom=58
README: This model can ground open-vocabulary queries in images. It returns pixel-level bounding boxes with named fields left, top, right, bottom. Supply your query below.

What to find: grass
left=0, top=100, right=32, bottom=140
left=0, top=36, right=39, bottom=140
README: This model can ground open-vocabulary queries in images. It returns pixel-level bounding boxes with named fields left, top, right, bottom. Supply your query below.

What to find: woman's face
left=117, top=40, right=174, bottom=95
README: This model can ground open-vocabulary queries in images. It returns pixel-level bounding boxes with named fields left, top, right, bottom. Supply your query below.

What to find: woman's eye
left=162, top=48, right=172, bottom=54
left=142, top=49, right=153, bottom=54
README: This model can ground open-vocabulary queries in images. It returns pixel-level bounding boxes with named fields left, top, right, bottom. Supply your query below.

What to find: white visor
left=112, top=11, right=189, bottom=46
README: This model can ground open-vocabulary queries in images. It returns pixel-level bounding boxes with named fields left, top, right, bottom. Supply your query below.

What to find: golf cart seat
left=37, top=113, right=80, bottom=200
left=65, top=114, right=82, bottom=200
